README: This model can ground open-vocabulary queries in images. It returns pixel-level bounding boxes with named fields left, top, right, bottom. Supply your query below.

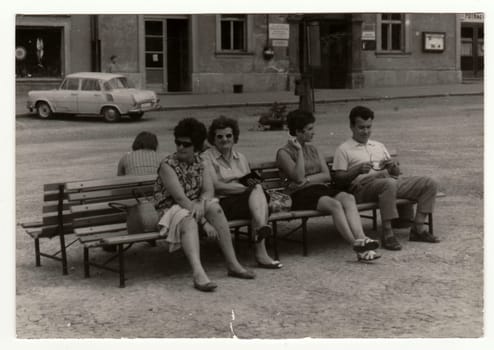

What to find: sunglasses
left=174, top=140, right=193, bottom=148
left=216, top=133, right=233, bottom=140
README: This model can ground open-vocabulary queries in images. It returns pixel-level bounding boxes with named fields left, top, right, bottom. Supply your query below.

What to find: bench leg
left=428, top=213, right=434, bottom=235
left=272, top=221, right=279, bottom=261
left=83, top=247, right=90, bottom=278
left=58, top=232, right=68, bottom=275
left=372, top=209, right=378, bottom=232
left=118, top=244, right=126, bottom=288
left=302, top=218, right=308, bottom=256
left=234, top=228, right=240, bottom=251
left=34, top=238, right=41, bottom=267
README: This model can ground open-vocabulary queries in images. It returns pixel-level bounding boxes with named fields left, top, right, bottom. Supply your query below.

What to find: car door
left=77, top=79, right=106, bottom=114
left=51, top=78, right=79, bottom=113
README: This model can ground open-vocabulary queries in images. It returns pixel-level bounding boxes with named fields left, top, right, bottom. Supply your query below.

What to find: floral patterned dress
left=153, top=153, right=204, bottom=252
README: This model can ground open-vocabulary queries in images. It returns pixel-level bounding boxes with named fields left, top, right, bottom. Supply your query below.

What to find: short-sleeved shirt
left=277, top=142, right=323, bottom=192
left=117, top=149, right=160, bottom=176
left=154, top=153, right=204, bottom=211
left=201, top=146, right=250, bottom=185
left=333, top=138, right=391, bottom=185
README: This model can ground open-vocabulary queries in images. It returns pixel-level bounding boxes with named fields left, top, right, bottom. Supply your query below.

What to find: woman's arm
left=201, top=162, right=216, bottom=200
left=206, top=160, right=247, bottom=194
left=159, top=163, right=194, bottom=211
left=306, top=151, right=331, bottom=183
left=117, top=155, right=126, bottom=176
left=276, top=147, right=306, bottom=183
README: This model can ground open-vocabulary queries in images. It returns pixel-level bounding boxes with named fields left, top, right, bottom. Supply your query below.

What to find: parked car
left=27, top=72, right=160, bottom=122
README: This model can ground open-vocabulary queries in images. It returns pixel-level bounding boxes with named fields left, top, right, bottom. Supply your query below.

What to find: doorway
left=312, top=20, right=350, bottom=89
left=461, top=23, right=484, bottom=79
left=144, top=17, right=190, bottom=92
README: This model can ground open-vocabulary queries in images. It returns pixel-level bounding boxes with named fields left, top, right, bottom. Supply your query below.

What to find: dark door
left=312, top=21, right=349, bottom=89
left=461, top=24, right=484, bottom=78
left=167, top=19, right=190, bottom=92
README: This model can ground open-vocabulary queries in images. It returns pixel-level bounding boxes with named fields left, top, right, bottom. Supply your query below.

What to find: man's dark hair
left=349, top=106, right=374, bottom=126
left=286, top=109, right=316, bottom=136
left=174, top=118, right=207, bottom=151
left=132, top=131, right=158, bottom=151
left=207, top=116, right=240, bottom=145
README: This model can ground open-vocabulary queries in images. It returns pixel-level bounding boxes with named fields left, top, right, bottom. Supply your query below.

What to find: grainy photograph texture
left=14, top=12, right=484, bottom=340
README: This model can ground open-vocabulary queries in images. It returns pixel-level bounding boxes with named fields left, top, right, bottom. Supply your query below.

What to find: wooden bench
left=20, top=182, right=77, bottom=275
left=21, top=152, right=444, bottom=287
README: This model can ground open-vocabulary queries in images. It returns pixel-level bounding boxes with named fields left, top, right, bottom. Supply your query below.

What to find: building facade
left=15, top=13, right=483, bottom=95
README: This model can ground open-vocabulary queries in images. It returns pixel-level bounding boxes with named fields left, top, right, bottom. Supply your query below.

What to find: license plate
left=141, top=102, right=152, bottom=109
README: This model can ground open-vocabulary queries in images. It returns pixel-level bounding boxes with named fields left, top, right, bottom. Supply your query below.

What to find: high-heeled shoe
left=353, top=238, right=379, bottom=253
left=193, top=281, right=218, bottom=292
left=227, top=269, right=256, bottom=279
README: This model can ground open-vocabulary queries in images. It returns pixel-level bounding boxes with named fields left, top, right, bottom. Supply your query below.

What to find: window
left=60, top=78, right=79, bottom=90
left=220, top=14, right=246, bottom=51
left=380, top=14, right=403, bottom=51
left=81, top=79, right=101, bottom=91
left=16, top=26, right=62, bottom=78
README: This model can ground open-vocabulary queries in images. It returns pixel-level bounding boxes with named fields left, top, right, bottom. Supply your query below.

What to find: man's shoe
left=410, top=229, right=440, bottom=243
left=381, top=235, right=402, bottom=251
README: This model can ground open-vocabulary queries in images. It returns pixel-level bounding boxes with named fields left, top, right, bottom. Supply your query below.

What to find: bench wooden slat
left=65, top=174, right=156, bottom=191
left=72, top=212, right=127, bottom=229
left=69, top=198, right=140, bottom=214
left=74, top=223, right=127, bottom=236
left=67, top=186, right=154, bottom=202
left=42, top=202, right=71, bottom=214
left=102, top=232, right=161, bottom=245
left=79, top=231, right=130, bottom=245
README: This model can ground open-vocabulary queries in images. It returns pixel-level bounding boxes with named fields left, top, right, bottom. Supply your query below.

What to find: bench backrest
left=65, top=175, right=156, bottom=234
left=40, top=150, right=397, bottom=237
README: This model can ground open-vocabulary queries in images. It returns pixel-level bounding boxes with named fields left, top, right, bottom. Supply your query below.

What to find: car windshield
left=103, top=77, right=134, bottom=90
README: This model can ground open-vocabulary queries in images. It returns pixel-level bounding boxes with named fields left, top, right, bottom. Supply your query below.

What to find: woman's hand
left=191, top=199, right=205, bottom=222
left=288, top=138, right=302, bottom=150
left=202, top=222, right=218, bottom=240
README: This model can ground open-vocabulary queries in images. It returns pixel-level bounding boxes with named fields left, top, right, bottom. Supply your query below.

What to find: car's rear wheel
left=102, top=107, right=121, bottom=123
left=36, top=102, right=52, bottom=119
left=129, top=112, right=144, bottom=121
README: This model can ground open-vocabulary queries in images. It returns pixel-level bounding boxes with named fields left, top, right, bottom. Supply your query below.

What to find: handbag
left=266, top=189, right=292, bottom=213
left=238, top=171, right=262, bottom=186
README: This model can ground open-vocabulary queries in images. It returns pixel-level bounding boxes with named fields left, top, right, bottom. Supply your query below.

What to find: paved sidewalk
left=15, top=82, right=483, bottom=115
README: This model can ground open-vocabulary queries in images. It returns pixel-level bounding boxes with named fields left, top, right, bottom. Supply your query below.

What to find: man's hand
left=356, top=162, right=373, bottom=174
left=382, top=159, right=400, bottom=177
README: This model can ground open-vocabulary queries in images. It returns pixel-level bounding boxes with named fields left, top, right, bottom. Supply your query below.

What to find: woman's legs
left=179, top=216, right=211, bottom=285
left=204, top=201, right=252, bottom=274
left=248, top=185, right=278, bottom=264
left=316, top=196, right=358, bottom=244
left=333, top=192, right=367, bottom=240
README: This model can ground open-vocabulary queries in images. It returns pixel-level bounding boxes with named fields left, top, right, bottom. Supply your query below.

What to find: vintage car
left=27, top=72, right=160, bottom=122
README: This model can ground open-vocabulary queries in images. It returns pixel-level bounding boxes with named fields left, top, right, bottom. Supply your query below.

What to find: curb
left=159, top=91, right=483, bottom=111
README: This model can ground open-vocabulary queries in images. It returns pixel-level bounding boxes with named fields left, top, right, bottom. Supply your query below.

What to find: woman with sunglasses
left=154, top=118, right=255, bottom=292
left=276, top=110, right=381, bottom=262
left=201, top=116, right=282, bottom=269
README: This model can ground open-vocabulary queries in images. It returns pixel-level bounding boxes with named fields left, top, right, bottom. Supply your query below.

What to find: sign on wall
left=269, top=23, right=290, bottom=39
left=361, top=23, right=376, bottom=50
left=460, top=13, right=484, bottom=23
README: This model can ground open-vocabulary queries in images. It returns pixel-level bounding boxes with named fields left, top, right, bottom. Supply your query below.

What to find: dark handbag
left=238, top=171, right=262, bottom=186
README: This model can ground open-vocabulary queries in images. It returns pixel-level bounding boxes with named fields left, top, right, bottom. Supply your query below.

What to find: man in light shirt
left=332, top=106, right=440, bottom=251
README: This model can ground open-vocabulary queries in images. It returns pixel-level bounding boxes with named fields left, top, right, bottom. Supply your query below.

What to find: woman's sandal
left=356, top=250, right=381, bottom=263
left=353, top=238, right=380, bottom=253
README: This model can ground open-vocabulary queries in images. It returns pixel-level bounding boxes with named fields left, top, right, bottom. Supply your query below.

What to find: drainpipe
left=90, top=15, right=101, bottom=72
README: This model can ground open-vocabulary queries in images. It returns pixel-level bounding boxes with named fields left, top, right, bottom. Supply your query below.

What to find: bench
left=21, top=151, right=444, bottom=287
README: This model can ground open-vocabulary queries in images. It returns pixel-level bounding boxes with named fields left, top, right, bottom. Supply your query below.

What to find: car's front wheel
left=36, top=102, right=52, bottom=119
left=102, top=107, right=121, bottom=123
left=129, top=112, right=144, bottom=121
